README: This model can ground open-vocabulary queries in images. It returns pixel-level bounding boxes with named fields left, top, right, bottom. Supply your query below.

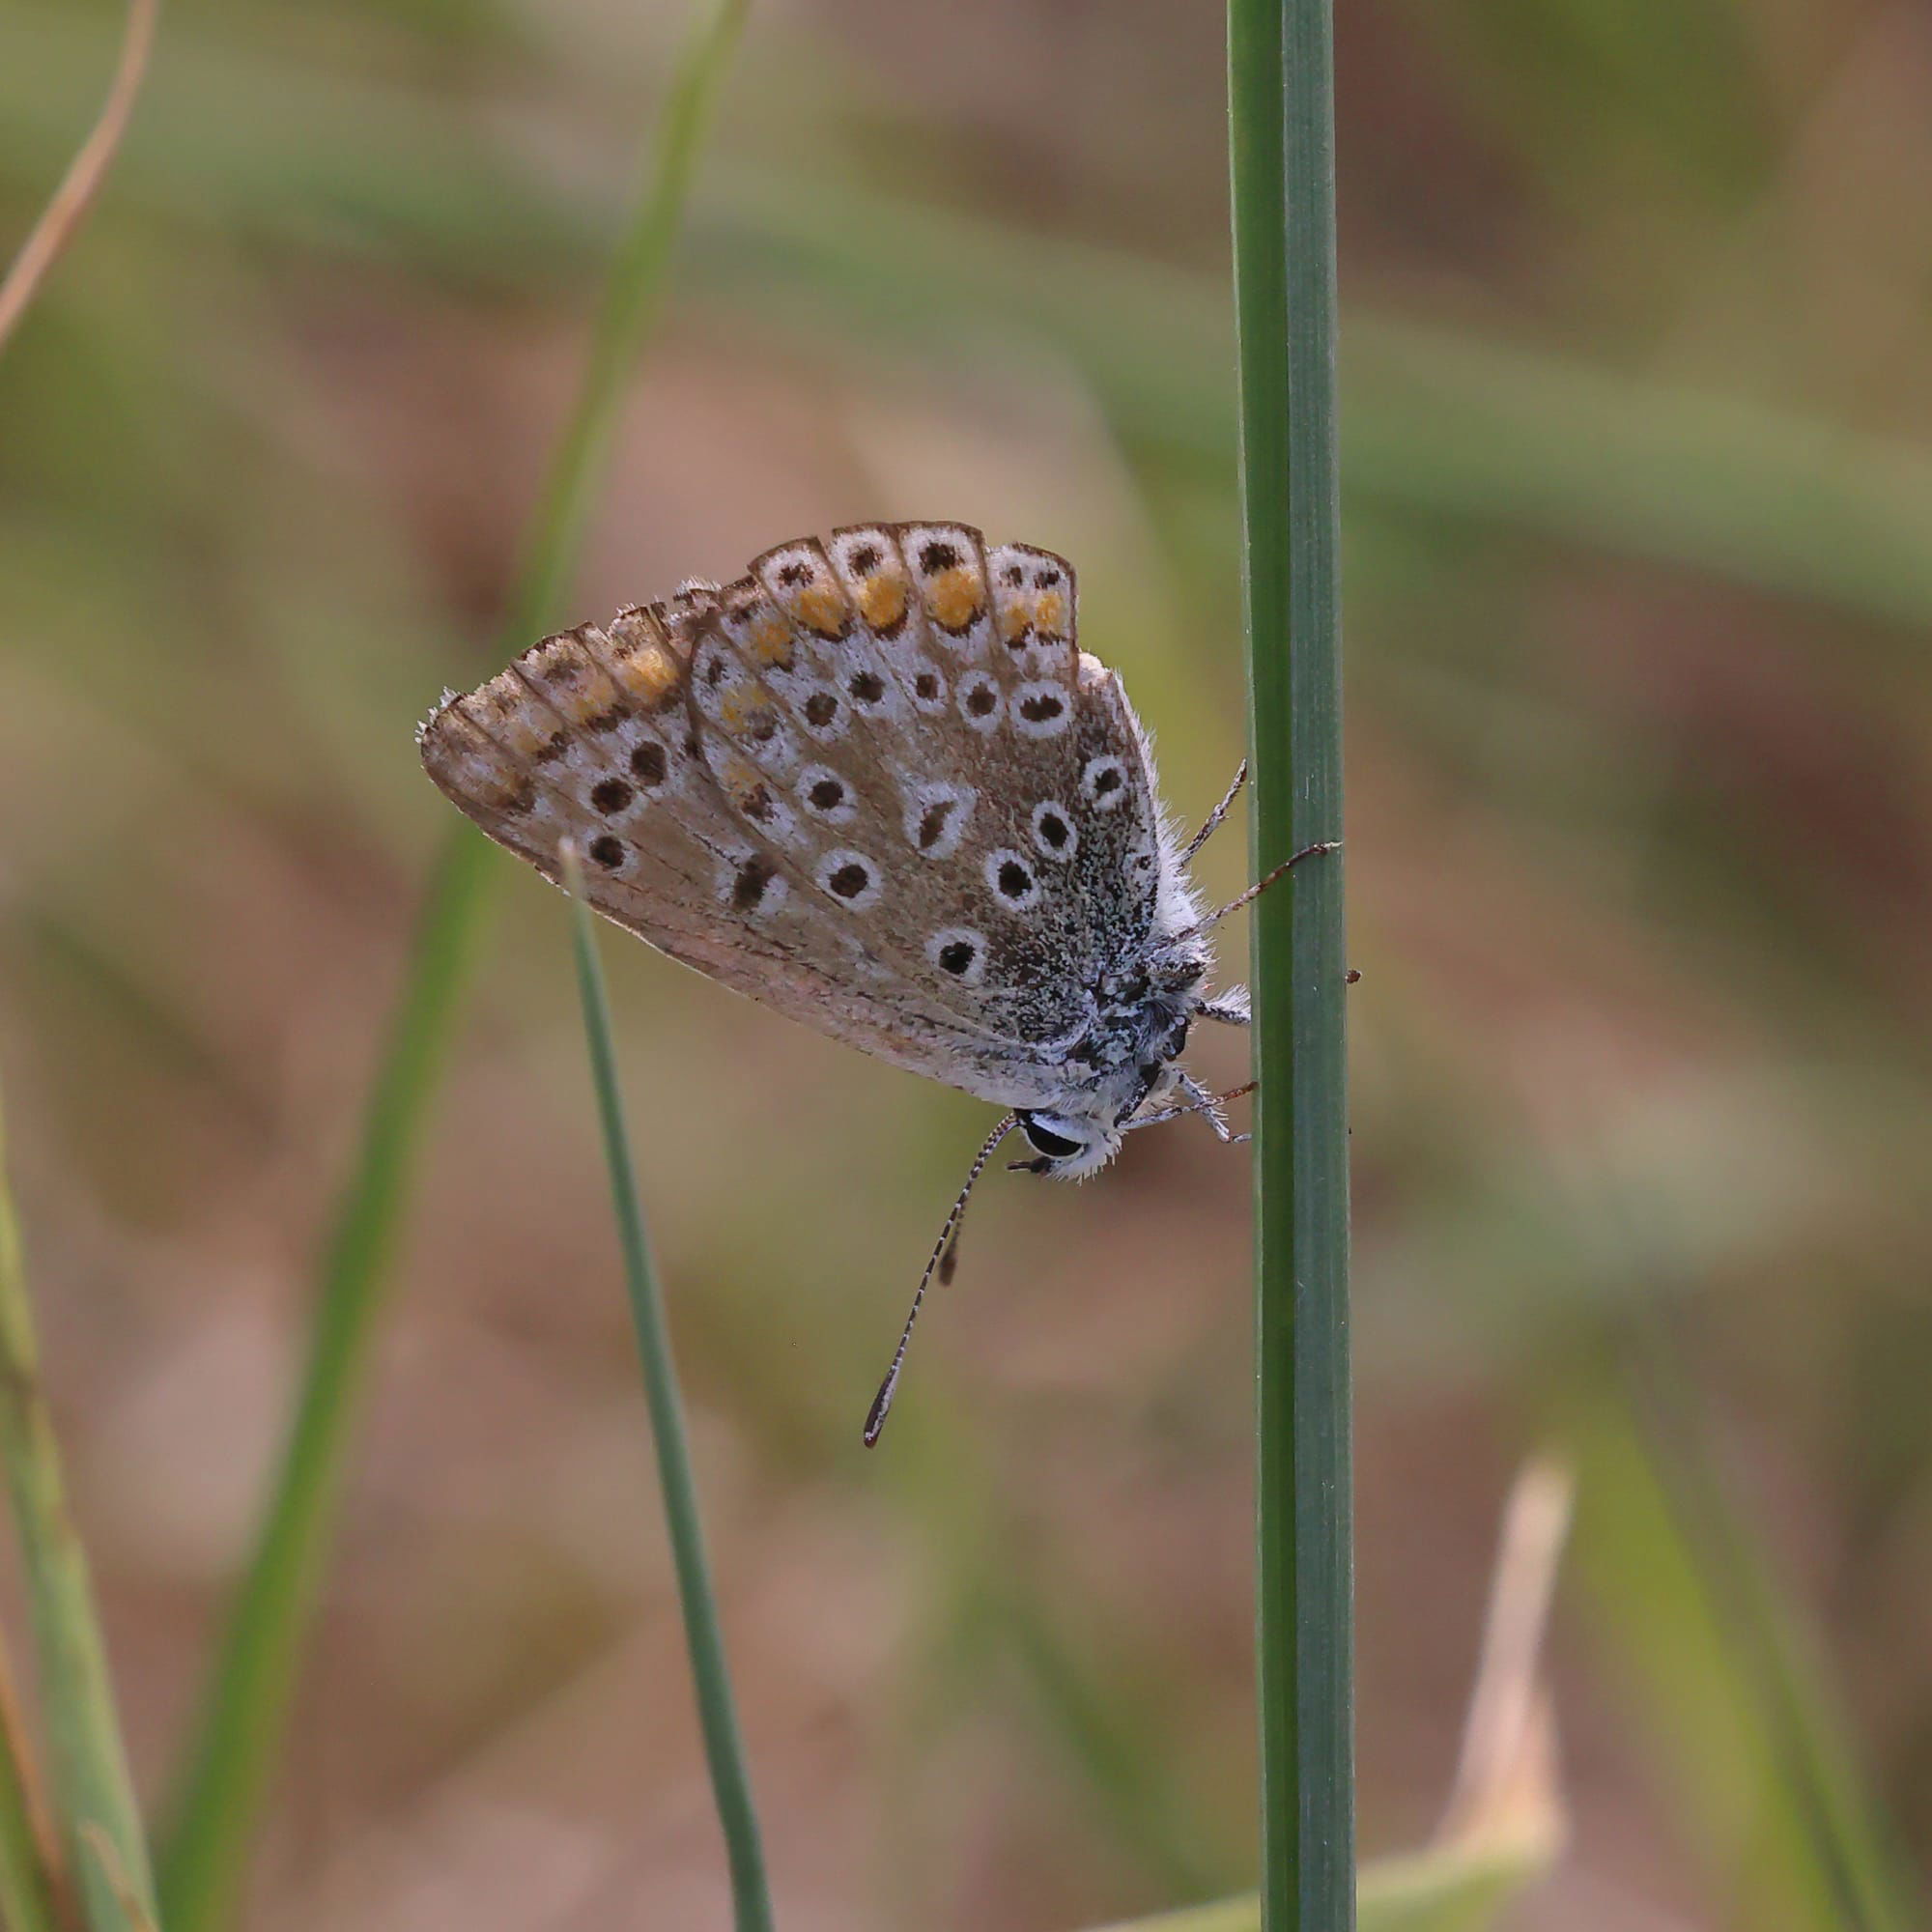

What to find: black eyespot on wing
left=1037, top=810, right=1069, bottom=850
left=740, top=783, right=778, bottom=823
left=1095, top=766, right=1122, bottom=795
left=777, top=560, right=810, bottom=587
left=849, top=669, right=886, bottom=703
left=918, top=800, right=956, bottom=850
left=804, top=691, right=839, bottom=728
left=588, top=835, right=625, bottom=869
left=1018, top=692, right=1064, bottom=724
left=914, top=672, right=940, bottom=700
left=732, top=855, right=780, bottom=911
left=629, top=740, right=667, bottom=785
left=997, top=859, right=1032, bottom=898
left=828, top=861, right=869, bottom=899
left=809, top=777, right=844, bottom=810
left=849, top=543, right=880, bottom=574
left=920, top=539, right=959, bottom=574
left=590, top=778, right=633, bottom=814
left=938, top=939, right=977, bottom=975
left=966, top=684, right=997, bottom=718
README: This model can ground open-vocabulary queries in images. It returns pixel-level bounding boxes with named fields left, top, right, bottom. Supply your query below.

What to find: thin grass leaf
left=1229, top=0, right=1353, bottom=1926
left=155, top=5, right=752, bottom=1927
left=1564, top=1344, right=1918, bottom=1932
left=0, top=0, right=158, bottom=355
left=0, top=1085, right=156, bottom=1932
left=78, top=1825, right=159, bottom=1932
left=1623, top=1327, right=1917, bottom=1932
left=0, top=1620, right=65, bottom=1932
left=559, top=842, right=773, bottom=1932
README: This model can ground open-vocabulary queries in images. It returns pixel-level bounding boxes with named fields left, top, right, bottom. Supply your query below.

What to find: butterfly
left=418, top=523, right=1331, bottom=1438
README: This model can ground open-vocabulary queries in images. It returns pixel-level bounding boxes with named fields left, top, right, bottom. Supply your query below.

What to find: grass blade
left=1229, top=0, right=1353, bottom=1926
left=1568, top=1336, right=1919, bottom=1932
left=559, top=843, right=773, bottom=1932
left=0, top=0, right=158, bottom=355
left=0, top=1085, right=156, bottom=1930
left=155, top=4, right=752, bottom=1926
left=0, top=1632, right=65, bottom=1932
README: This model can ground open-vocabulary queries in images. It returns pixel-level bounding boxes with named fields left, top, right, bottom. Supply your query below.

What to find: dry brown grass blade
left=1435, top=1457, right=1574, bottom=1862
left=0, top=0, right=160, bottom=356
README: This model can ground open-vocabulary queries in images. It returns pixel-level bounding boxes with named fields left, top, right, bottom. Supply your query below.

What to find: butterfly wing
left=419, top=524, right=1179, bottom=1109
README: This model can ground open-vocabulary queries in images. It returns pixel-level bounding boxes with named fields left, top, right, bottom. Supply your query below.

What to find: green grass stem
left=154, top=5, right=751, bottom=1926
left=0, top=1634, right=64, bottom=1932
left=559, top=844, right=773, bottom=1932
left=1090, top=1844, right=1546, bottom=1932
left=0, top=1086, right=156, bottom=1932
left=1229, top=0, right=1353, bottom=1927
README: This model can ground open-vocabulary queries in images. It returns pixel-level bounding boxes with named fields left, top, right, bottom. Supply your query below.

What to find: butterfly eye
left=1018, top=1114, right=1085, bottom=1160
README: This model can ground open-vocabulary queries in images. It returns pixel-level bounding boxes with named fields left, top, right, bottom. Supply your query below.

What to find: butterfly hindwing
left=419, top=523, right=1180, bottom=1110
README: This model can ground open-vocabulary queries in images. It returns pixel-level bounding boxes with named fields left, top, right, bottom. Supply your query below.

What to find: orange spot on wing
left=926, top=565, right=983, bottom=631
left=1033, top=588, right=1067, bottom=636
left=747, top=613, right=794, bottom=665
left=550, top=666, right=622, bottom=725
left=857, top=573, right=908, bottom=631
left=791, top=582, right=848, bottom=637
left=611, top=645, right=680, bottom=709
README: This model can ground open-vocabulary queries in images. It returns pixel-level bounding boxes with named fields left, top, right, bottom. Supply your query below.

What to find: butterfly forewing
left=418, top=522, right=1170, bottom=1110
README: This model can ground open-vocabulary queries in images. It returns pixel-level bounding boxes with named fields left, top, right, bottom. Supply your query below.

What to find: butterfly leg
left=1182, top=758, right=1249, bottom=864
left=1173, top=838, right=1341, bottom=942
left=1126, top=1075, right=1256, bottom=1145
left=1178, top=1071, right=1255, bottom=1145
left=1198, top=985, right=1251, bottom=1027
left=1202, top=976, right=1356, bottom=1019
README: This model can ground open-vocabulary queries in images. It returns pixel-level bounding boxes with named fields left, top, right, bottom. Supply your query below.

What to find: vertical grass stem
left=1228, top=0, right=1353, bottom=1924
left=560, top=846, right=773, bottom=1932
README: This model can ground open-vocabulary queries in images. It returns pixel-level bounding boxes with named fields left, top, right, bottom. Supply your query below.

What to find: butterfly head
left=1009, top=1109, right=1122, bottom=1180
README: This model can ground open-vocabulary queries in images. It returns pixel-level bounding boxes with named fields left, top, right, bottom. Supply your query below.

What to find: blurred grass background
left=3, top=0, right=1931, bottom=1927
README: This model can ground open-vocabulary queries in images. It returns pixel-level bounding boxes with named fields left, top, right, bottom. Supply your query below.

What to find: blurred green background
left=4, top=0, right=1931, bottom=1926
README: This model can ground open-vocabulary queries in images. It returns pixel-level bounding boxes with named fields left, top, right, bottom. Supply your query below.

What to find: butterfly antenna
left=1181, top=758, right=1249, bottom=864
left=863, top=1113, right=1019, bottom=1447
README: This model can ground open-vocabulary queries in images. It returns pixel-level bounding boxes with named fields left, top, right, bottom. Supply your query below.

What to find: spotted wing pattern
left=418, top=523, right=1171, bottom=1108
